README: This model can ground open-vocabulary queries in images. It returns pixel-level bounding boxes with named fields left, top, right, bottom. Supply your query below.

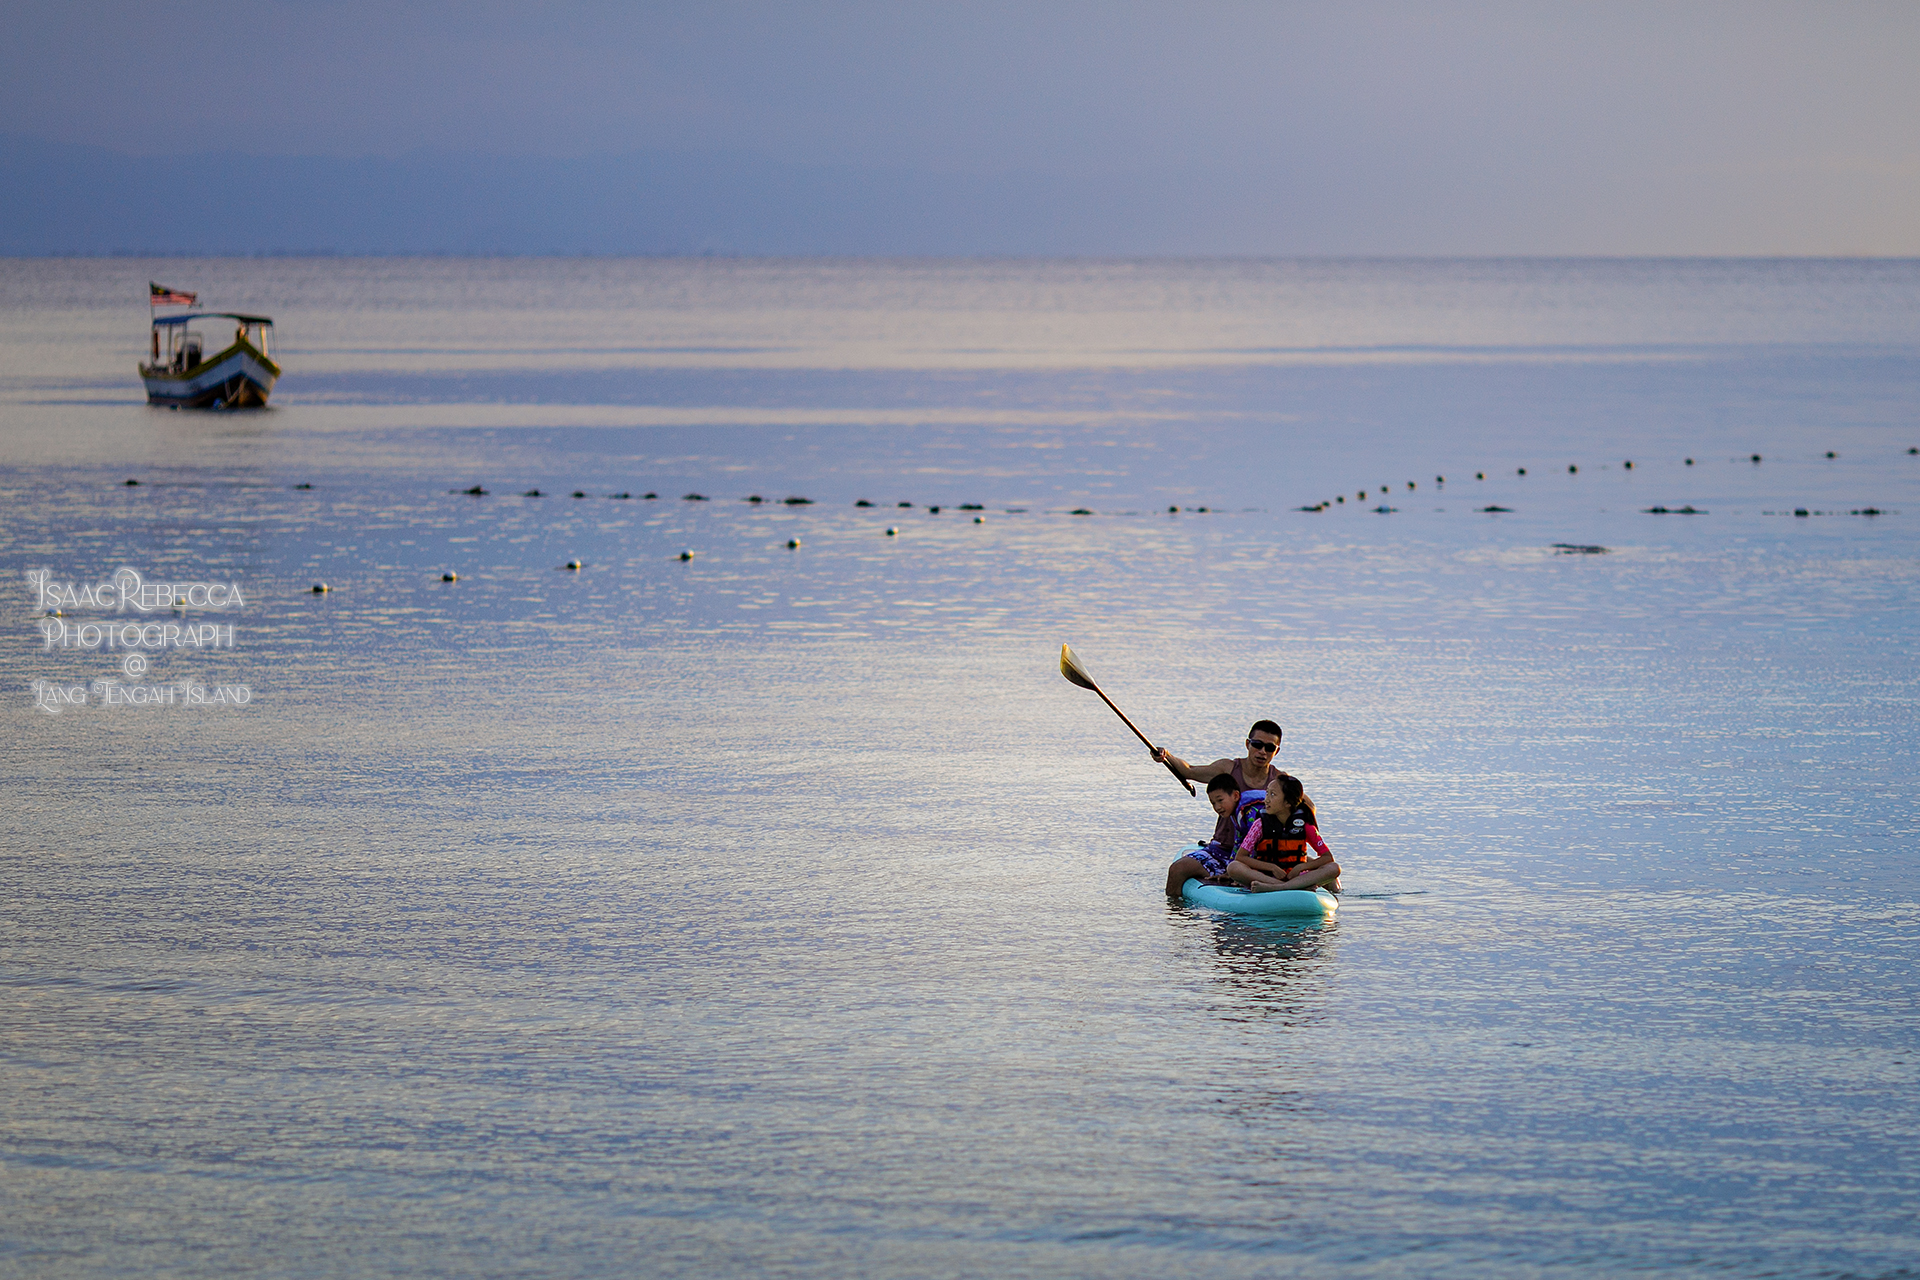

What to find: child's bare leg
left=1255, top=861, right=1342, bottom=893
left=1228, top=860, right=1285, bottom=889
left=1166, top=853, right=1211, bottom=898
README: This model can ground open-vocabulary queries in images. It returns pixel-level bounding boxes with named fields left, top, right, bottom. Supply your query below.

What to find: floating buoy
left=1825, top=451, right=1837, bottom=458
left=125, top=478, right=140, bottom=486
left=973, top=515, right=984, bottom=524
left=1168, top=505, right=1179, bottom=513
left=1685, top=458, right=1695, bottom=465
left=566, top=559, right=582, bottom=570
left=1479, top=505, right=1512, bottom=513
left=524, top=488, right=543, bottom=497
left=1517, top=468, right=1527, bottom=476
left=1475, top=472, right=1484, bottom=480
left=855, top=499, right=874, bottom=507
left=1909, top=448, right=1918, bottom=455
left=1568, top=464, right=1577, bottom=474
left=784, top=496, right=813, bottom=505
left=684, top=493, right=708, bottom=501
left=1794, top=509, right=1809, bottom=517
left=748, top=495, right=764, bottom=503
left=1435, top=475, right=1445, bottom=483
left=959, top=503, right=984, bottom=510
left=643, top=492, right=658, bottom=499
left=1406, top=481, right=1416, bottom=490
left=786, top=538, right=801, bottom=549
left=311, top=583, right=329, bottom=593
left=463, top=485, right=487, bottom=495
left=1623, top=461, right=1633, bottom=469
left=612, top=492, right=631, bottom=500
left=442, top=572, right=458, bottom=581
left=1751, top=454, right=1762, bottom=463
left=294, top=482, right=313, bottom=490
left=572, top=491, right=586, bottom=498
left=928, top=505, right=942, bottom=514
left=1070, top=508, right=1093, bottom=516
left=1335, top=495, right=1344, bottom=503
left=886, top=527, right=898, bottom=536
left=898, top=501, right=913, bottom=508
left=679, top=550, right=695, bottom=560
left=1356, top=492, right=1366, bottom=501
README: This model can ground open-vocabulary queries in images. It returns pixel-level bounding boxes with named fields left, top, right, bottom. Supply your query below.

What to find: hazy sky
left=6, top=1, right=1917, bottom=254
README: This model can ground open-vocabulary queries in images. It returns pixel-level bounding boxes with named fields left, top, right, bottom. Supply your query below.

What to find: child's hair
left=1276, top=773, right=1305, bottom=804
left=1205, top=773, right=1239, bottom=795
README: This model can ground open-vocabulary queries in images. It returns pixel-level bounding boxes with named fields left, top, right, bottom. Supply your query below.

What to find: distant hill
left=0, top=134, right=1212, bottom=257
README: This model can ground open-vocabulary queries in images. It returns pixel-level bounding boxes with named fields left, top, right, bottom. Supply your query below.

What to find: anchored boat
left=140, top=311, right=280, bottom=408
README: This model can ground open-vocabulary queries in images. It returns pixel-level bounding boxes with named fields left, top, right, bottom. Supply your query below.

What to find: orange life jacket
left=1247, top=805, right=1318, bottom=873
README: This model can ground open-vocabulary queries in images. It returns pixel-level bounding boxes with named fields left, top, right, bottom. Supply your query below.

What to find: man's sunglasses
left=1246, top=738, right=1279, bottom=753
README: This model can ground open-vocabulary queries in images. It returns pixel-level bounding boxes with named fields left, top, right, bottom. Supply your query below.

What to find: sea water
left=2, top=258, right=1917, bottom=1278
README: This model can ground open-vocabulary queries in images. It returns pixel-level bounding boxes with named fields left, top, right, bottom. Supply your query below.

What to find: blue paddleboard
left=1179, top=878, right=1338, bottom=916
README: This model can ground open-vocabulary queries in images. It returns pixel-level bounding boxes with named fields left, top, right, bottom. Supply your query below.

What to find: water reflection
left=1182, top=909, right=1337, bottom=1027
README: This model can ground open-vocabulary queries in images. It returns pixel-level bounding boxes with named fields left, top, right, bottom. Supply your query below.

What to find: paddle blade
left=1059, top=644, right=1098, bottom=690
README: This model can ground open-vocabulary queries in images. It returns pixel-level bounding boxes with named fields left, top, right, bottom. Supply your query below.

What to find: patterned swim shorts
left=1185, top=842, right=1233, bottom=878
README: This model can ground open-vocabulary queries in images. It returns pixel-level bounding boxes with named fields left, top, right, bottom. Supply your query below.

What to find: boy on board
left=1156, top=720, right=1294, bottom=897
left=1177, top=773, right=1266, bottom=889
left=1227, top=773, right=1341, bottom=893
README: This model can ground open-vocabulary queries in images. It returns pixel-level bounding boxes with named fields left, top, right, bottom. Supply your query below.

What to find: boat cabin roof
left=152, top=312, right=273, bottom=327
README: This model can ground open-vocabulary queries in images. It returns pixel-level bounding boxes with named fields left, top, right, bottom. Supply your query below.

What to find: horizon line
left=9, top=251, right=1920, bottom=263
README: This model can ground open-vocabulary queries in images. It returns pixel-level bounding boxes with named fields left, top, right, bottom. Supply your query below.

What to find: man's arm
left=1149, top=747, right=1236, bottom=784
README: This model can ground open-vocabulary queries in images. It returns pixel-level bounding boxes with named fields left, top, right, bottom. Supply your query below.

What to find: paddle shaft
left=1084, top=680, right=1196, bottom=796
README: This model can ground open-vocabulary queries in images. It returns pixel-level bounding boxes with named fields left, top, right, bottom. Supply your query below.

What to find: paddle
left=1059, top=644, right=1196, bottom=795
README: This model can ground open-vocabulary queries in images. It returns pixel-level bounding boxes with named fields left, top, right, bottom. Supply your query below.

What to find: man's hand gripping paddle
left=1059, top=644, right=1196, bottom=795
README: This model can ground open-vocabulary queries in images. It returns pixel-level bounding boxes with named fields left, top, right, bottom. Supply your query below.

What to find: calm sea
left=2, top=258, right=1918, bottom=1278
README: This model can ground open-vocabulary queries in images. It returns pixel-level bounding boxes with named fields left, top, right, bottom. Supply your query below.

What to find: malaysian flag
left=149, top=282, right=197, bottom=306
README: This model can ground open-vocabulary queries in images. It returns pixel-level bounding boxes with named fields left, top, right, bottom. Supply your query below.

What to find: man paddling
left=1154, top=721, right=1290, bottom=897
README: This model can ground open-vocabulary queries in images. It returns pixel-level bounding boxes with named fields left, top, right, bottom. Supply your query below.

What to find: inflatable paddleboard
left=1180, top=878, right=1338, bottom=917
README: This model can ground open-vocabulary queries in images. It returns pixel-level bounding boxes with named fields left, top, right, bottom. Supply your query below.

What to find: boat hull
left=140, top=342, right=280, bottom=409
